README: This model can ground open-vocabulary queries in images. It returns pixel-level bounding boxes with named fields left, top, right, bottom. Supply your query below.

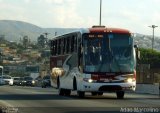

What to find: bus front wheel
left=116, top=91, right=124, bottom=99
left=91, top=92, right=98, bottom=96
left=91, top=92, right=103, bottom=96
left=98, top=92, right=103, bottom=96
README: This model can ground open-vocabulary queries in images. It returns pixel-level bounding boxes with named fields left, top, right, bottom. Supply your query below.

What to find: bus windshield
left=83, top=33, right=135, bottom=73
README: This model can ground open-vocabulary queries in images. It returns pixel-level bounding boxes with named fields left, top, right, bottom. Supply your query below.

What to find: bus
left=0, top=66, right=3, bottom=76
left=50, top=26, right=138, bottom=99
left=26, top=65, right=40, bottom=79
left=0, top=66, right=4, bottom=85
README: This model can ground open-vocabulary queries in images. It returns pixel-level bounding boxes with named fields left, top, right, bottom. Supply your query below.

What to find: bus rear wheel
left=73, top=77, right=77, bottom=90
left=98, top=92, right=103, bottom=96
left=64, top=89, right=71, bottom=96
left=116, top=91, right=124, bottom=99
left=77, top=91, right=85, bottom=98
left=59, top=88, right=65, bottom=96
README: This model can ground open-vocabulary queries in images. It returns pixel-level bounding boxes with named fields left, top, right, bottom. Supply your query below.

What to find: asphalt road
left=0, top=85, right=159, bottom=113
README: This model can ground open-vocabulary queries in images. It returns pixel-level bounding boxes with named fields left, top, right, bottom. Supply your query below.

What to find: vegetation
left=10, top=71, right=29, bottom=77
left=138, top=48, right=160, bottom=66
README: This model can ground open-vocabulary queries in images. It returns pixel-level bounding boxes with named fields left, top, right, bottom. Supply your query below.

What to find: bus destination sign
left=88, top=34, right=104, bottom=38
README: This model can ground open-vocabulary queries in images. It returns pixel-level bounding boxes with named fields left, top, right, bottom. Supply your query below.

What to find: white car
left=0, top=76, right=5, bottom=85
left=2, top=75, right=13, bottom=86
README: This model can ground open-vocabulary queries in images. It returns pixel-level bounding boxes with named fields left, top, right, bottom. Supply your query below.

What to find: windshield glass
left=44, top=76, right=50, bottom=79
left=24, top=77, right=33, bottom=80
left=83, top=33, right=135, bottom=73
left=14, top=78, right=20, bottom=80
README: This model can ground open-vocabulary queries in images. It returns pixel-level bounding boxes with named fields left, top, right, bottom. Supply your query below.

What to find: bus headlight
left=83, top=78, right=93, bottom=83
left=127, top=78, right=135, bottom=83
left=127, top=78, right=132, bottom=83
left=88, top=79, right=93, bottom=83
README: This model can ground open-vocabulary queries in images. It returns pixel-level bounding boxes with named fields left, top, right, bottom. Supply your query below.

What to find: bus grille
left=99, top=85, right=122, bottom=92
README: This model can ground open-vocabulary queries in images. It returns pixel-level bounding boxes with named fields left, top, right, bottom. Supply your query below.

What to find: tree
left=37, top=35, right=48, bottom=48
left=139, top=48, right=160, bottom=67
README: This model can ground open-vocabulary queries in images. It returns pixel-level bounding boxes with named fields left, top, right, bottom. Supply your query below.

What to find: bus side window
left=55, top=40, right=57, bottom=55
left=58, top=39, right=61, bottom=55
left=74, top=36, right=77, bottom=52
left=57, top=40, right=58, bottom=55
left=66, top=37, right=70, bottom=53
left=51, top=40, right=54, bottom=56
left=63, top=38, right=66, bottom=54
left=50, top=40, right=53, bottom=55
left=71, top=36, right=75, bottom=53
left=60, top=38, right=64, bottom=55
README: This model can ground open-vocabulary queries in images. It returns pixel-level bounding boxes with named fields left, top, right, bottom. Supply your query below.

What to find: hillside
left=0, top=20, right=76, bottom=42
left=0, top=20, right=160, bottom=51
left=134, top=33, right=160, bottom=51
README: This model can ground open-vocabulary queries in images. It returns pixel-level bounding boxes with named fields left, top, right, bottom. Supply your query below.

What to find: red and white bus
left=50, top=26, right=137, bottom=99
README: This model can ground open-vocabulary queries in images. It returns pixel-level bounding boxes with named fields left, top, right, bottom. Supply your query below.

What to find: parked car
left=41, top=75, right=51, bottom=88
left=12, top=77, right=20, bottom=85
left=22, top=76, right=36, bottom=87
left=0, top=76, right=5, bottom=85
left=16, top=77, right=24, bottom=86
left=2, top=75, right=13, bottom=86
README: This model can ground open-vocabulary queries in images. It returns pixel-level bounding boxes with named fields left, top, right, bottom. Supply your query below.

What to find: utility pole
left=148, top=25, right=158, bottom=51
left=43, top=32, right=50, bottom=39
left=99, top=0, right=102, bottom=26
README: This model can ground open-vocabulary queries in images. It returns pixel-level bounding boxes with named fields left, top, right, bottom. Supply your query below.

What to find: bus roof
left=89, top=27, right=131, bottom=34
left=51, top=27, right=131, bottom=40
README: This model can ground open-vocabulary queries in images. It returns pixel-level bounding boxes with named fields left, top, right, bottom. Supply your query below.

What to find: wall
left=136, top=83, right=160, bottom=95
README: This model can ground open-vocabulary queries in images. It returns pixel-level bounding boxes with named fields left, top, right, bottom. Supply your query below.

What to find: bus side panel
left=50, top=55, right=68, bottom=88
left=60, top=53, right=79, bottom=89
left=50, top=54, right=78, bottom=89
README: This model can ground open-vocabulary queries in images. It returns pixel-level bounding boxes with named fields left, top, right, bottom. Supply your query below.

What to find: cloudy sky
left=0, top=0, right=160, bottom=36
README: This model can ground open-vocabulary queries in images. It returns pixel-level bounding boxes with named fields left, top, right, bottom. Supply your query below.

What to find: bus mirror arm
left=134, top=45, right=140, bottom=60
left=137, top=50, right=140, bottom=60
left=134, top=44, right=138, bottom=49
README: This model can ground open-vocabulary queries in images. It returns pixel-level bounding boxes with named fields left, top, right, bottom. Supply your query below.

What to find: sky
left=0, top=0, right=160, bottom=36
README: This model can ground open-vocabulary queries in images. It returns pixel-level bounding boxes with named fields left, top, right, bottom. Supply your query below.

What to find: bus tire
left=57, top=77, right=60, bottom=89
left=77, top=91, right=85, bottom=98
left=59, top=88, right=65, bottom=96
left=91, top=92, right=98, bottom=96
left=116, top=91, right=124, bottom=99
left=57, top=78, right=64, bottom=96
left=73, top=77, right=77, bottom=90
left=98, top=92, right=103, bottom=96
left=65, top=89, right=71, bottom=96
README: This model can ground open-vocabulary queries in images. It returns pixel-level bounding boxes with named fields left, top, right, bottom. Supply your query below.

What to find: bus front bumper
left=81, top=81, right=136, bottom=92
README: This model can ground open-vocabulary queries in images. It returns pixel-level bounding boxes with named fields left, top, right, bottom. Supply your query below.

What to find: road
left=0, top=86, right=159, bottom=113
